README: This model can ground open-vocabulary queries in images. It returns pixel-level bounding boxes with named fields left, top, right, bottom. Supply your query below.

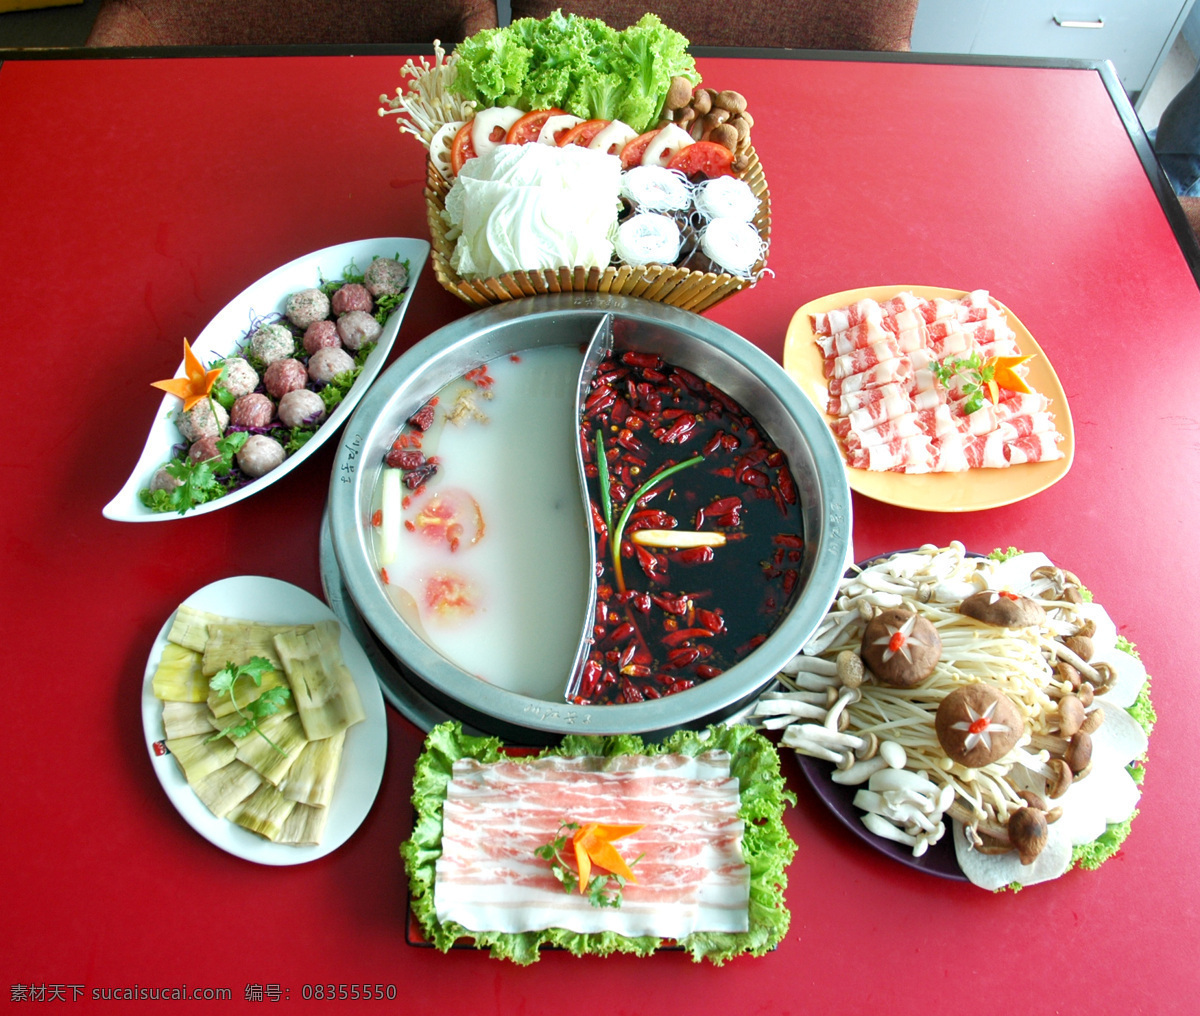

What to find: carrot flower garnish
left=536, top=820, right=645, bottom=908
left=151, top=339, right=223, bottom=412
left=933, top=352, right=1036, bottom=414
left=572, top=822, right=643, bottom=892
left=983, top=354, right=1035, bottom=405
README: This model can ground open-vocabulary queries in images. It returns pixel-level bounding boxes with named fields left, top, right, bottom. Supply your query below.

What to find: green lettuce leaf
left=401, top=721, right=797, bottom=964
left=449, top=11, right=699, bottom=134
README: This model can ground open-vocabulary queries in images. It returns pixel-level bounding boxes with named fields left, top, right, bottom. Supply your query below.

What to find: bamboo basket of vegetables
left=382, top=13, right=772, bottom=314
left=423, top=150, right=770, bottom=313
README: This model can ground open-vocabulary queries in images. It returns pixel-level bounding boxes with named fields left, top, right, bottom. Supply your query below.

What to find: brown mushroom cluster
left=768, top=546, right=1141, bottom=880
left=658, top=76, right=753, bottom=171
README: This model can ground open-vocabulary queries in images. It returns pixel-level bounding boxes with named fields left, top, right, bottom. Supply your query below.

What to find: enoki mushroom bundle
left=772, top=543, right=1096, bottom=835
left=805, top=601, right=1060, bottom=824
left=379, top=42, right=476, bottom=146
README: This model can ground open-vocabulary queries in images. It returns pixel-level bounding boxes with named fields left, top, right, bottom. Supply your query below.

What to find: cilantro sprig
left=205, top=656, right=292, bottom=754
left=534, top=821, right=639, bottom=909
left=138, top=428, right=249, bottom=515
left=932, top=351, right=994, bottom=415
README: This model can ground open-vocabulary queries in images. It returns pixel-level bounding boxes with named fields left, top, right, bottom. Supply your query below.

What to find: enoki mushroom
left=775, top=544, right=1092, bottom=839
left=378, top=41, right=476, bottom=146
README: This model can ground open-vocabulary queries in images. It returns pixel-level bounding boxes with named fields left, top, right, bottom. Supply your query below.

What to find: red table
left=2, top=48, right=1198, bottom=1013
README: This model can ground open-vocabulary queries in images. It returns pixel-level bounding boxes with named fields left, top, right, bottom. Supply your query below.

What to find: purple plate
left=795, top=753, right=965, bottom=880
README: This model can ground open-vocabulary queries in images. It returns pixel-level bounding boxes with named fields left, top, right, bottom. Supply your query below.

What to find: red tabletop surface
left=2, top=51, right=1198, bottom=1013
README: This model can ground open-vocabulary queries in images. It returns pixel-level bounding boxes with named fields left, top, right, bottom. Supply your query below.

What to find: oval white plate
left=104, top=236, right=430, bottom=522
left=142, top=576, right=388, bottom=865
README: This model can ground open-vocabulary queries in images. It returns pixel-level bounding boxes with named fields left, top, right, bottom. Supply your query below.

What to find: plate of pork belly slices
left=783, top=286, right=1074, bottom=512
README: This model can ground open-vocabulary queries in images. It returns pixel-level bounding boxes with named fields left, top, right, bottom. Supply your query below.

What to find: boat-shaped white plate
left=104, top=236, right=429, bottom=522
left=783, top=285, right=1074, bottom=512
left=142, top=576, right=388, bottom=865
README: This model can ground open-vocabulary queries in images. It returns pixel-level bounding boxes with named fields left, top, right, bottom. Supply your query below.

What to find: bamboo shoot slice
left=162, top=700, right=217, bottom=739
left=274, top=621, right=365, bottom=741
left=230, top=782, right=297, bottom=841
left=168, top=604, right=237, bottom=652
left=190, top=759, right=263, bottom=819
left=280, top=730, right=345, bottom=808
left=201, top=621, right=311, bottom=677
left=277, top=803, right=331, bottom=846
left=152, top=643, right=208, bottom=703
left=233, top=713, right=308, bottom=786
left=165, top=732, right=237, bottom=784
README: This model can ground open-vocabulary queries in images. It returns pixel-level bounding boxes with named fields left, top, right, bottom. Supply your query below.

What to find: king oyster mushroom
left=860, top=608, right=942, bottom=687
left=934, top=683, right=1023, bottom=767
left=959, top=589, right=1046, bottom=627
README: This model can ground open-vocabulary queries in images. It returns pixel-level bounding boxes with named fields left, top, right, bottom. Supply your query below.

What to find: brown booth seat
left=85, top=0, right=498, bottom=46
left=506, top=0, right=919, bottom=50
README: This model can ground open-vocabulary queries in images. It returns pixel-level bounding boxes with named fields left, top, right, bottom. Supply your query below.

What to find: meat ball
left=150, top=466, right=182, bottom=492
left=263, top=357, right=308, bottom=399
left=216, top=356, right=259, bottom=398
left=188, top=436, right=221, bottom=463
left=236, top=434, right=286, bottom=478
left=249, top=322, right=294, bottom=365
left=331, top=283, right=373, bottom=316
left=230, top=392, right=276, bottom=429
left=303, top=319, right=341, bottom=355
left=364, top=256, right=408, bottom=297
left=285, top=287, right=331, bottom=329
left=177, top=398, right=228, bottom=442
left=307, top=346, right=356, bottom=385
left=278, top=388, right=327, bottom=428
left=336, top=310, right=382, bottom=351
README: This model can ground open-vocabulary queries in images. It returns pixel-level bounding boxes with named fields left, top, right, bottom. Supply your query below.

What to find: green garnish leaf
left=931, top=351, right=999, bottom=415
left=610, top=454, right=704, bottom=592
left=595, top=429, right=613, bottom=532
left=138, top=428, right=249, bottom=515
left=206, top=656, right=291, bottom=753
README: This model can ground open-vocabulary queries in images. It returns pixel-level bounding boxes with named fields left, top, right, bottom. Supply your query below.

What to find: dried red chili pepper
left=574, top=348, right=805, bottom=705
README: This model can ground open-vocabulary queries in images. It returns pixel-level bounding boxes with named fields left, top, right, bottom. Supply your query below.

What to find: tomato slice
left=449, top=121, right=477, bottom=176
left=411, top=488, right=485, bottom=552
left=506, top=108, right=565, bottom=145
left=620, top=130, right=661, bottom=170
left=558, top=118, right=610, bottom=147
left=422, top=570, right=477, bottom=622
left=667, top=140, right=737, bottom=180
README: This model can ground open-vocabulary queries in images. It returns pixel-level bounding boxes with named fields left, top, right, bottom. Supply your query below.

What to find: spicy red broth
left=575, top=348, right=804, bottom=706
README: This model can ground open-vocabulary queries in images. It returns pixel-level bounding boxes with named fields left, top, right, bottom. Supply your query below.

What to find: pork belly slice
left=433, top=751, right=751, bottom=939
left=811, top=298, right=882, bottom=336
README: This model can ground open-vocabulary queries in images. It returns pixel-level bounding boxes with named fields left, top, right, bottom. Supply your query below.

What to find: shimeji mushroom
left=852, top=768, right=956, bottom=857
left=831, top=740, right=908, bottom=785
